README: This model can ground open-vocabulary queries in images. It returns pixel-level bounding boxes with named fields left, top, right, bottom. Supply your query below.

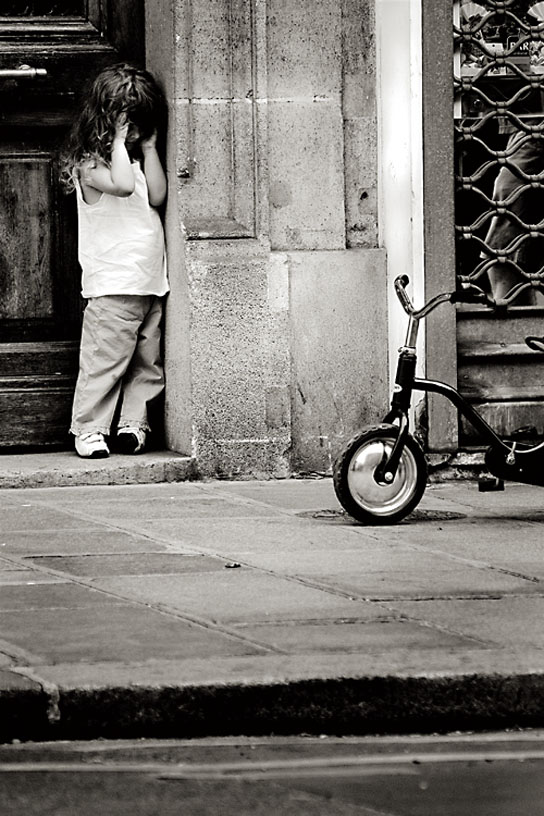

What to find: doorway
left=454, top=0, right=544, bottom=446
left=421, top=0, right=544, bottom=451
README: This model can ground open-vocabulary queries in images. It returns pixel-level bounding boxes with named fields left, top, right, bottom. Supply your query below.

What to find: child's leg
left=117, top=295, right=165, bottom=433
left=70, top=296, right=150, bottom=438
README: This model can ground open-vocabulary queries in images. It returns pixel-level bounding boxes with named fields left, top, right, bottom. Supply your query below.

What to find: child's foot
left=116, top=427, right=147, bottom=454
left=75, top=432, right=109, bottom=459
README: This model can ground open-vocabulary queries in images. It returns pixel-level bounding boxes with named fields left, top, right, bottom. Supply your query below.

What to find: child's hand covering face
left=114, top=114, right=129, bottom=142
left=141, top=130, right=158, bottom=152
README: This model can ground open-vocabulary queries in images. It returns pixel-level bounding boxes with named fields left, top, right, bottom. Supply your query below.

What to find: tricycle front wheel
left=333, top=424, right=427, bottom=524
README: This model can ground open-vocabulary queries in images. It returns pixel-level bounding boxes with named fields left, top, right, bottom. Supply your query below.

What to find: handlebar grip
left=394, top=275, right=414, bottom=315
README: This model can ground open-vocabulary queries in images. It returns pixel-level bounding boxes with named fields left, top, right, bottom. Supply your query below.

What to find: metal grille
left=454, top=0, right=544, bottom=305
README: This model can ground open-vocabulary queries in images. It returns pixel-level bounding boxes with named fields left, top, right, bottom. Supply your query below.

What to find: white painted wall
left=376, top=0, right=424, bottom=387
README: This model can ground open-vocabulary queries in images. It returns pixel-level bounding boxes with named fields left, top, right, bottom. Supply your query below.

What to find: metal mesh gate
left=453, top=1, right=544, bottom=444
left=455, top=0, right=544, bottom=304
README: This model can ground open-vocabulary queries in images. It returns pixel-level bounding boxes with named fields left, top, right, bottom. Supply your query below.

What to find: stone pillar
left=267, top=0, right=388, bottom=472
left=172, top=0, right=291, bottom=477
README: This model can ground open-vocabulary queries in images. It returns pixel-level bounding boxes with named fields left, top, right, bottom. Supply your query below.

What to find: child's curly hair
left=60, top=63, right=167, bottom=192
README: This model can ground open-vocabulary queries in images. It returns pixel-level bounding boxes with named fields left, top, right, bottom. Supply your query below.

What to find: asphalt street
left=1, top=733, right=543, bottom=815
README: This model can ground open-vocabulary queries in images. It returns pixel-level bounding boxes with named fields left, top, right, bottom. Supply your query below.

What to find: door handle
left=0, top=65, right=47, bottom=80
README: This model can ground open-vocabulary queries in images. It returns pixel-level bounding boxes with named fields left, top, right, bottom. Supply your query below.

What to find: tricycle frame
left=377, top=277, right=544, bottom=486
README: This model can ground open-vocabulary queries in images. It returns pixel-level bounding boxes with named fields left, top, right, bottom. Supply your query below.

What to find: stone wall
left=148, top=0, right=388, bottom=477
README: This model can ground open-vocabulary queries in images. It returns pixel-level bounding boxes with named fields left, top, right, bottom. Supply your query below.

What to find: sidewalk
left=0, top=459, right=543, bottom=741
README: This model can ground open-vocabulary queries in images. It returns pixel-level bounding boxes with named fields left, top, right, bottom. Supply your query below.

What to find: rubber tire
left=333, top=423, right=427, bottom=525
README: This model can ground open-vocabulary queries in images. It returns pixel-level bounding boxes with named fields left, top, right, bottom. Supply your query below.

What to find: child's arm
left=81, top=117, right=135, bottom=199
left=141, top=131, right=167, bottom=207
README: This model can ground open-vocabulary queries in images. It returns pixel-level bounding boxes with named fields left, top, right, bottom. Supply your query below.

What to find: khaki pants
left=70, top=294, right=165, bottom=437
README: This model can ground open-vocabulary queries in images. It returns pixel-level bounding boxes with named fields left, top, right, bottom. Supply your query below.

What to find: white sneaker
left=116, top=427, right=147, bottom=454
left=75, top=432, right=110, bottom=459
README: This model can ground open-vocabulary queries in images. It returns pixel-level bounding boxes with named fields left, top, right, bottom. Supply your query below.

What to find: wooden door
left=0, top=1, right=144, bottom=450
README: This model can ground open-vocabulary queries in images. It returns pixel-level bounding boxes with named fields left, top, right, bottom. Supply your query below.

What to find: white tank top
left=75, top=162, right=169, bottom=298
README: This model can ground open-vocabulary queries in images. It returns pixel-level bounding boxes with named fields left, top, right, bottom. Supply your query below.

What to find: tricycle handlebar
left=394, top=275, right=493, bottom=318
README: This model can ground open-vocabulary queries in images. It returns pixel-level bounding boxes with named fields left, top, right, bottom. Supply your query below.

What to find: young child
left=62, top=63, right=169, bottom=458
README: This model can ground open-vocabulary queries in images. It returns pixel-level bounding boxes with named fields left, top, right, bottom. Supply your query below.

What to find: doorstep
left=0, top=451, right=196, bottom=489
left=427, top=450, right=487, bottom=482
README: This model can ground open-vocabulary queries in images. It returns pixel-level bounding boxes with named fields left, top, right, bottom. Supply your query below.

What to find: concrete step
left=0, top=451, right=196, bottom=489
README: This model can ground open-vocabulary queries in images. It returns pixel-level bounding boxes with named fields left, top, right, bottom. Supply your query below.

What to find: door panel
left=457, top=304, right=544, bottom=441
left=0, top=159, right=54, bottom=320
left=0, top=1, right=144, bottom=449
left=0, top=4, right=85, bottom=13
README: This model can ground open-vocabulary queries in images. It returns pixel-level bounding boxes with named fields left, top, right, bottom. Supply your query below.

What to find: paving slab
left=103, top=516, right=381, bottom=552
left=50, top=495, right=285, bottom=521
left=0, top=505, right=85, bottom=532
left=26, top=553, right=226, bottom=577
left=0, top=570, right=66, bottom=586
left=209, top=479, right=346, bottom=511
left=233, top=619, right=476, bottom=654
left=212, top=546, right=540, bottom=598
left=387, top=596, right=544, bottom=650
left=384, top=515, right=544, bottom=545
left=0, top=530, right=168, bottom=557
left=0, top=605, right=264, bottom=665
left=89, top=571, right=381, bottom=623
left=394, top=524, right=544, bottom=578
left=0, top=583, right=130, bottom=613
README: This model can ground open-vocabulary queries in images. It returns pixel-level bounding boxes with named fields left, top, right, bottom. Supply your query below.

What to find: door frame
left=377, top=0, right=458, bottom=452
left=422, top=0, right=458, bottom=451
left=144, top=0, right=193, bottom=455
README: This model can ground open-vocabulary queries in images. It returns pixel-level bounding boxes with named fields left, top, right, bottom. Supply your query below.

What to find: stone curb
left=2, top=674, right=544, bottom=743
